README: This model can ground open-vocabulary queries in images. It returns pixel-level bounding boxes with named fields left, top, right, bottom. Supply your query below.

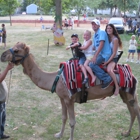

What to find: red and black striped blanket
left=60, top=59, right=134, bottom=96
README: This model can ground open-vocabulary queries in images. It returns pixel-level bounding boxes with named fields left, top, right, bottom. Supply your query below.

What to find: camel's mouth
left=11, top=60, right=22, bottom=65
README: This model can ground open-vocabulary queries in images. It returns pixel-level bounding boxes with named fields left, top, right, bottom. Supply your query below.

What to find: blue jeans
left=0, top=103, right=6, bottom=138
left=79, top=54, right=86, bottom=65
left=89, top=54, right=112, bottom=84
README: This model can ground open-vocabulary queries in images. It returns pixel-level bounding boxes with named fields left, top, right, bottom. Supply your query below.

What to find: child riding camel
left=66, top=34, right=87, bottom=84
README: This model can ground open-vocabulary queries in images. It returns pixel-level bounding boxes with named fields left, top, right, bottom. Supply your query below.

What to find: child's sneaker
left=126, top=59, right=129, bottom=62
left=136, top=60, right=139, bottom=63
left=131, top=59, right=134, bottom=62
left=82, top=78, right=88, bottom=85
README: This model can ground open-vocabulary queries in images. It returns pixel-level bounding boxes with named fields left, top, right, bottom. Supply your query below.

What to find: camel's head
left=1, top=42, right=30, bottom=65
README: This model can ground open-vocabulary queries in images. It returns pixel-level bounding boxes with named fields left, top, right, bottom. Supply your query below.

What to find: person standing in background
left=136, top=36, right=140, bottom=63
left=40, top=16, right=43, bottom=23
left=1, top=24, right=6, bottom=49
left=0, top=62, right=14, bottom=139
left=127, top=18, right=132, bottom=30
left=126, top=35, right=137, bottom=62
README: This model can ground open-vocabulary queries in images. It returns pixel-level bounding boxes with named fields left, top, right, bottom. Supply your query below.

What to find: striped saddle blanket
left=59, top=59, right=134, bottom=95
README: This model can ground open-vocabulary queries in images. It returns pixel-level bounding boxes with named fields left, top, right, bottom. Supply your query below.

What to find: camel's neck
left=22, top=54, right=57, bottom=91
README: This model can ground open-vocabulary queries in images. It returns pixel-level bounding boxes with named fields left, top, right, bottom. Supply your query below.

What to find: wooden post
left=47, top=39, right=49, bottom=55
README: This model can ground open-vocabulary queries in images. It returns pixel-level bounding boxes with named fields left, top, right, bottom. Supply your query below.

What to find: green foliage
left=114, top=0, right=139, bottom=12
left=40, top=0, right=55, bottom=14
left=40, top=0, right=72, bottom=15
left=83, top=0, right=139, bottom=16
left=0, top=0, right=18, bottom=16
left=21, top=0, right=39, bottom=12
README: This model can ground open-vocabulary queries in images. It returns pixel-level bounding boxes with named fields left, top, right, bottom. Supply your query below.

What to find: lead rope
left=6, top=69, right=12, bottom=104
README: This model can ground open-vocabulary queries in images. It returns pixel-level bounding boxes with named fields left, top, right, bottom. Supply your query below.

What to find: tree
left=116, top=0, right=139, bottom=11
left=0, top=0, right=18, bottom=26
left=21, top=0, right=39, bottom=12
left=84, top=0, right=139, bottom=16
left=69, top=0, right=88, bottom=27
left=137, top=2, right=140, bottom=18
left=55, top=0, right=62, bottom=28
left=40, top=0, right=72, bottom=15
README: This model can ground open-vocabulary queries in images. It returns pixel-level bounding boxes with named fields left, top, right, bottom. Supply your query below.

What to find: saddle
left=59, top=51, right=134, bottom=102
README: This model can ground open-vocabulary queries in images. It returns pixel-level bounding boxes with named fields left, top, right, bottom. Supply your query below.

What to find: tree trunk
left=9, top=14, right=12, bottom=26
left=94, top=8, right=97, bottom=14
left=55, top=0, right=62, bottom=29
left=137, top=2, right=140, bottom=18
left=77, top=12, right=80, bottom=27
left=53, top=0, right=65, bottom=46
left=110, top=7, right=113, bottom=17
left=114, top=6, right=117, bottom=16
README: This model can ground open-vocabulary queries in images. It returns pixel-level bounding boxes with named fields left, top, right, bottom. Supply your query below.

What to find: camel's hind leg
left=55, top=98, right=68, bottom=138
left=133, top=99, right=140, bottom=140
left=122, top=100, right=136, bottom=137
left=121, top=92, right=140, bottom=140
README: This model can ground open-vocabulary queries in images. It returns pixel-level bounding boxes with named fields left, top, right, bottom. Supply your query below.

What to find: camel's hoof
left=121, top=131, right=130, bottom=137
left=54, top=132, right=62, bottom=139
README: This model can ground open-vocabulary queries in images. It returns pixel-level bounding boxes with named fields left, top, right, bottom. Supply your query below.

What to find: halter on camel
left=9, top=48, right=29, bottom=64
left=9, top=48, right=63, bottom=93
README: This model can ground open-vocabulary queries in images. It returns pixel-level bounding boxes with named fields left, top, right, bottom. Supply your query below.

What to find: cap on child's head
left=71, top=34, right=78, bottom=38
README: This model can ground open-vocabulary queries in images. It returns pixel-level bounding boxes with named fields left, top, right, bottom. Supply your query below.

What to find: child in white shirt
left=126, top=35, right=137, bottom=62
left=80, top=30, right=96, bottom=84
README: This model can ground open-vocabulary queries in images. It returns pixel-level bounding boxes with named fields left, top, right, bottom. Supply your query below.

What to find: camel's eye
left=14, top=50, right=18, bottom=53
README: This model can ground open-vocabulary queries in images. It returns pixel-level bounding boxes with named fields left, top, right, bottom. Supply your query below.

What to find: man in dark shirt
left=0, top=62, right=14, bottom=139
left=127, top=18, right=132, bottom=30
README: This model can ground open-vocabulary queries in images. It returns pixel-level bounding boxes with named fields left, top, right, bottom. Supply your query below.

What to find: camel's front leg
left=55, top=98, right=68, bottom=138
left=65, top=99, right=76, bottom=140
left=122, top=101, right=136, bottom=137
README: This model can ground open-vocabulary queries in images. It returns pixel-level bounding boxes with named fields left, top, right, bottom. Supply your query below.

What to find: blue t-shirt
left=137, top=28, right=140, bottom=33
left=93, top=28, right=111, bottom=61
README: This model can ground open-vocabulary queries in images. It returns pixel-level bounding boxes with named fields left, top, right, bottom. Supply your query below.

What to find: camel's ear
left=23, top=44, right=30, bottom=54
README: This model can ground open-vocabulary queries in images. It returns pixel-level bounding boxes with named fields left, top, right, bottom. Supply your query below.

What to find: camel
left=1, top=42, right=140, bottom=140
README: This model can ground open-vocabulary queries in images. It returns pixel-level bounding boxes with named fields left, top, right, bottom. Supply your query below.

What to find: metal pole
left=47, top=39, right=49, bottom=55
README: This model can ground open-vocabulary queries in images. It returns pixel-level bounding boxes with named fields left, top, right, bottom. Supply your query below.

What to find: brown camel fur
left=1, top=42, right=140, bottom=140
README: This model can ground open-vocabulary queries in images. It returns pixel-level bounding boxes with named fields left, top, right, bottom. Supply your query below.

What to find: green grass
left=0, top=23, right=140, bottom=140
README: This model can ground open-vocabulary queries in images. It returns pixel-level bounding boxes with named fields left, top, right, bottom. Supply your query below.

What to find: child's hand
left=74, top=43, right=79, bottom=46
left=66, top=46, right=71, bottom=50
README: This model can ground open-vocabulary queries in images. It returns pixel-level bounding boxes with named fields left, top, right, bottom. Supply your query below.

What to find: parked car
left=109, top=18, right=125, bottom=34
left=122, top=12, right=136, bottom=18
